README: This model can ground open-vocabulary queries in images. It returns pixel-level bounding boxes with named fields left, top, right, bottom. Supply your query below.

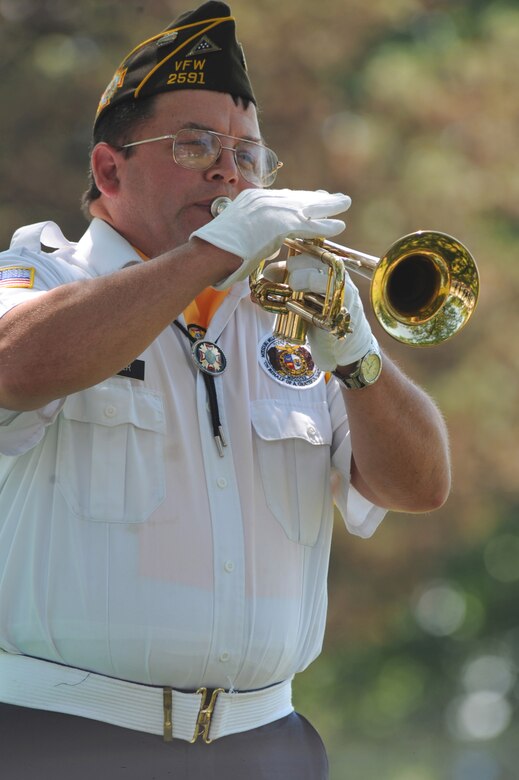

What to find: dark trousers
left=0, top=703, right=329, bottom=779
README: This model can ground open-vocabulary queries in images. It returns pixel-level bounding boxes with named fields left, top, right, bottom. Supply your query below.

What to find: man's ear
left=91, top=142, right=122, bottom=198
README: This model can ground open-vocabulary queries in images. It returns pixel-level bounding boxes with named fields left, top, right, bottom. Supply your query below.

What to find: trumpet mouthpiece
left=211, top=196, right=232, bottom=218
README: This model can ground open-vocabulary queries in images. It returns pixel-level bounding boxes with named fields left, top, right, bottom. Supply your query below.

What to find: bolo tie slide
left=173, top=320, right=227, bottom=457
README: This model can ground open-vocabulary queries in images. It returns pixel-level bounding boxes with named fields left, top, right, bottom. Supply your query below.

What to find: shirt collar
left=74, top=218, right=142, bottom=275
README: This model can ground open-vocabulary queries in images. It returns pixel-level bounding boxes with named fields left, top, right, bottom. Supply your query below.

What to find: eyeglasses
left=120, top=128, right=283, bottom=187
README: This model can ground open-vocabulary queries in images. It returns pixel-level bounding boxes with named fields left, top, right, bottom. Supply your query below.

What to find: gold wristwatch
left=333, top=339, right=382, bottom=389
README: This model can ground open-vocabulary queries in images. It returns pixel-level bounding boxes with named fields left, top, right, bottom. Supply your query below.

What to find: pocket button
left=104, top=405, right=117, bottom=418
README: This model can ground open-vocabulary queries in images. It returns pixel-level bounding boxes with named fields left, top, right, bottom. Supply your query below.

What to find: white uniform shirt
left=0, top=219, right=386, bottom=691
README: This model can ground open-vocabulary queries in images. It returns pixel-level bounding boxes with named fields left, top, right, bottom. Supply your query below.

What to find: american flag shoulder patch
left=0, top=266, right=35, bottom=289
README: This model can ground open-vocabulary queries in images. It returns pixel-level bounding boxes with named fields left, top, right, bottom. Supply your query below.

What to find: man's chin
left=176, top=204, right=212, bottom=240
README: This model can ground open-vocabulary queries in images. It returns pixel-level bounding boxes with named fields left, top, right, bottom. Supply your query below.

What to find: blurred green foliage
left=1, top=1, right=518, bottom=777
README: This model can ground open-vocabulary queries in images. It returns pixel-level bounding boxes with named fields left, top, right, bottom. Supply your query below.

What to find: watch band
left=332, top=339, right=382, bottom=390
left=332, top=366, right=366, bottom=390
left=332, top=365, right=370, bottom=389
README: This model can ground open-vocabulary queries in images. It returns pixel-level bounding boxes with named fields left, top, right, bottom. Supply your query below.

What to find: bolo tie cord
left=173, top=320, right=228, bottom=457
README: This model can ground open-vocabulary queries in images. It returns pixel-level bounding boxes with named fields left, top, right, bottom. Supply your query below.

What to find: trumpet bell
left=372, top=231, right=479, bottom=346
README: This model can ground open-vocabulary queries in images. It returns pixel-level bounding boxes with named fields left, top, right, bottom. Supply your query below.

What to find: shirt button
left=219, top=652, right=230, bottom=663
left=104, top=405, right=117, bottom=418
left=217, top=477, right=228, bottom=489
left=224, top=561, right=235, bottom=573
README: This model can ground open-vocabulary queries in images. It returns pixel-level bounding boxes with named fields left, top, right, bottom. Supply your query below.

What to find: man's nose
left=205, top=146, right=240, bottom=184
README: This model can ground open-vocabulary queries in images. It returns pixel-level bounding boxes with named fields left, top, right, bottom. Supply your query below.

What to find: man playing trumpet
left=0, top=2, right=450, bottom=777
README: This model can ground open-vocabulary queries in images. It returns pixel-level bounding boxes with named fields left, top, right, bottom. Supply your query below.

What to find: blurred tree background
left=1, top=0, right=518, bottom=777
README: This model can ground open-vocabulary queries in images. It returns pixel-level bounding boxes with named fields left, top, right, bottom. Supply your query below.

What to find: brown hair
left=81, top=96, right=158, bottom=218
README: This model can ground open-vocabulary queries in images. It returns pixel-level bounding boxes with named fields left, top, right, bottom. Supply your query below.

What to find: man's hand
left=287, top=252, right=375, bottom=371
left=190, top=188, right=351, bottom=290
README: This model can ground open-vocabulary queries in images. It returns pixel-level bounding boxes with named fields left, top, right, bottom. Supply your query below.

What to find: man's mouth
left=193, top=197, right=231, bottom=214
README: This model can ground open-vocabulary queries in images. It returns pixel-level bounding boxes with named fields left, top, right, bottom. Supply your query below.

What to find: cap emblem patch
left=157, top=31, right=179, bottom=47
left=97, top=67, right=127, bottom=114
left=187, top=36, right=222, bottom=57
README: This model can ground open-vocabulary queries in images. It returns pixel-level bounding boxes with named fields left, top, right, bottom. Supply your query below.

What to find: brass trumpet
left=210, top=197, right=479, bottom=347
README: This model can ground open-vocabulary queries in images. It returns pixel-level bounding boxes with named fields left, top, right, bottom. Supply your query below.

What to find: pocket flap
left=62, top=382, right=165, bottom=433
left=251, top=399, right=332, bottom=445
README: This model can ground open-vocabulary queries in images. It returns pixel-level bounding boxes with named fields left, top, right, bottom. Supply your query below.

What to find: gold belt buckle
left=191, top=687, right=225, bottom=744
left=163, top=687, right=173, bottom=742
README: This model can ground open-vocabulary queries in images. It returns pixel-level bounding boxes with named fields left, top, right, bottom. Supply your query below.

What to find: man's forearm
left=345, top=354, right=451, bottom=513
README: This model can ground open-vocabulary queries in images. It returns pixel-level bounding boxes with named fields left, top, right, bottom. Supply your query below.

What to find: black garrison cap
left=95, top=1, right=256, bottom=128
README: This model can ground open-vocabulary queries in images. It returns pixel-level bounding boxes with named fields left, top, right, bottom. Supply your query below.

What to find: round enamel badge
left=258, top=335, right=322, bottom=388
left=192, top=340, right=227, bottom=375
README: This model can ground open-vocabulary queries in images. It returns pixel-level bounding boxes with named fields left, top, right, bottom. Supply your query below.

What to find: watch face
left=360, top=352, right=382, bottom=383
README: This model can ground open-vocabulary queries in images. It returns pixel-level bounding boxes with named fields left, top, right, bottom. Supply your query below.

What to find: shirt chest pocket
left=56, top=381, right=166, bottom=523
left=251, top=399, right=333, bottom=547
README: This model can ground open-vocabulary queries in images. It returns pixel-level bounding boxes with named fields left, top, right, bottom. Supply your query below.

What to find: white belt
left=0, top=651, right=293, bottom=743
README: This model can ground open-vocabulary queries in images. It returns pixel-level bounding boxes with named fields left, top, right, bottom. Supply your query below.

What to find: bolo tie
left=173, top=320, right=228, bottom=457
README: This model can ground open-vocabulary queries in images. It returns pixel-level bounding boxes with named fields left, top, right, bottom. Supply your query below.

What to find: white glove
left=190, top=188, right=351, bottom=290
left=287, top=252, right=374, bottom=371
